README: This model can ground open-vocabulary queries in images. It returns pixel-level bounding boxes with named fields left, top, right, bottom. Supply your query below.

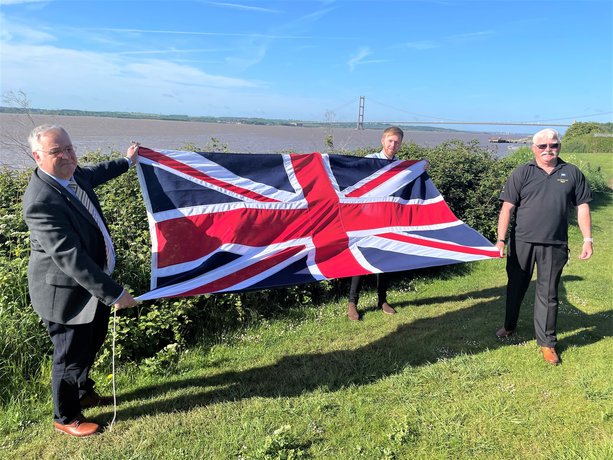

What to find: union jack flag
left=135, top=147, right=499, bottom=300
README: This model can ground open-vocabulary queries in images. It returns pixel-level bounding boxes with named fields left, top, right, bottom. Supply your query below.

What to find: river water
left=0, top=114, right=529, bottom=169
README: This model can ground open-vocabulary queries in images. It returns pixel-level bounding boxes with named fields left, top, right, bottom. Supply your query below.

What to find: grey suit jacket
left=22, top=159, right=129, bottom=325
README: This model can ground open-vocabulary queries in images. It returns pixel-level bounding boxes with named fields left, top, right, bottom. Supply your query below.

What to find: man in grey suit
left=22, top=124, right=139, bottom=437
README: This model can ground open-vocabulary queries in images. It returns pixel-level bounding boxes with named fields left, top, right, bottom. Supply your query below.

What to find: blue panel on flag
left=361, top=247, right=464, bottom=272
left=329, top=155, right=383, bottom=188
left=247, top=256, right=318, bottom=290
left=394, top=174, right=439, bottom=201
left=204, top=152, right=296, bottom=193
left=141, top=163, right=241, bottom=213
left=411, top=225, right=492, bottom=247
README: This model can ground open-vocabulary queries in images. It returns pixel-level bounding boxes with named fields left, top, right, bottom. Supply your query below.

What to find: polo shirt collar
left=530, top=157, right=566, bottom=173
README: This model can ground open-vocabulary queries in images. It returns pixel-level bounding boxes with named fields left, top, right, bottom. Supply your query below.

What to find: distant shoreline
left=0, top=107, right=465, bottom=134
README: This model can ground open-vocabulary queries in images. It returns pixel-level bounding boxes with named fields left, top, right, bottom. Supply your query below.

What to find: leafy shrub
left=0, top=168, right=50, bottom=404
left=562, top=122, right=613, bottom=153
left=502, top=146, right=532, bottom=167
left=561, top=135, right=613, bottom=154
left=139, top=343, right=182, bottom=376
left=563, top=121, right=612, bottom=140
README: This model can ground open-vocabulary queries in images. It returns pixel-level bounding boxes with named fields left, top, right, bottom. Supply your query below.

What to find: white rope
left=108, top=307, right=118, bottom=431
left=107, top=143, right=139, bottom=432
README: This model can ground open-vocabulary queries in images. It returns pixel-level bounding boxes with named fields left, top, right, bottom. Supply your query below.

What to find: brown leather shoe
left=541, top=346, right=560, bottom=365
left=347, top=302, right=360, bottom=321
left=53, top=414, right=100, bottom=437
left=495, top=327, right=515, bottom=338
left=80, top=391, right=113, bottom=409
left=380, top=302, right=396, bottom=315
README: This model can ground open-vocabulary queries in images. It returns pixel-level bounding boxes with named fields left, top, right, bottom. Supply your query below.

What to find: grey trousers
left=504, top=239, right=568, bottom=347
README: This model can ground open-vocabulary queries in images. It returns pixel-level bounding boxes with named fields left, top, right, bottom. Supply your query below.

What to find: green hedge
left=0, top=169, right=51, bottom=404
left=563, top=121, right=613, bottom=140
left=562, top=121, right=613, bottom=153
left=561, top=134, right=613, bottom=154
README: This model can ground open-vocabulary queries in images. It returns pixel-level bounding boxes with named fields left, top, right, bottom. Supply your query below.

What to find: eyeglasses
left=534, top=143, right=560, bottom=150
left=38, top=145, right=76, bottom=156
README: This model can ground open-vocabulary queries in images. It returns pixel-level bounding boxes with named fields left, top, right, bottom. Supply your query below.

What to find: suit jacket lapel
left=35, top=168, right=99, bottom=229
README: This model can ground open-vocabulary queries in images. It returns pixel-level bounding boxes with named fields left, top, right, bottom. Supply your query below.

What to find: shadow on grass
left=99, top=273, right=611, bottom=424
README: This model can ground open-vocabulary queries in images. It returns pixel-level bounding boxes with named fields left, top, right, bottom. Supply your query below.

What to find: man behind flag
left=347, top=126, right=412, bottom=321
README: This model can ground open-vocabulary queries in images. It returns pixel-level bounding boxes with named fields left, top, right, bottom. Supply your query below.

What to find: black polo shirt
left=500, top=159, right=592, bottom=244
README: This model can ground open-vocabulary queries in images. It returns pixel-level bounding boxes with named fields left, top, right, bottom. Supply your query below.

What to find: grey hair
left=28, top=124, right=69, bottom=151
left=532, top=128, right=560, bottom=144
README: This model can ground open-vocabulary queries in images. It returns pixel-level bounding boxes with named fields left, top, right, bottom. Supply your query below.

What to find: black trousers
left=504, top=239, right=568, bottom=348
left=348, top=273, right=390, bottom=305
left=44, top=302, right=110, bottom=424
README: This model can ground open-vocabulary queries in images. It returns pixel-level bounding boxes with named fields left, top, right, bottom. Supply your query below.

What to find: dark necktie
left=68, top=179, right=116, bottom=274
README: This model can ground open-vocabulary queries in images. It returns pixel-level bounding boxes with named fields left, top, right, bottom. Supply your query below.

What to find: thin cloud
left=117, top=48, right=231, bottom=56
left=404, top=30, right=494, bottom=50
left=203, top=1, right=280, bottom=13
left=450, top=30, right=494, bottom=40
left=357, top=59, right=387, bottom=65
left=347, top=47, right=372, bottom=72
left=0, top=0, right=47, bottom=4
left=0, top=13, right=55, bottom=43
left=405, top=40, right=438, bottom=50
left=448, top=29, right=494, bottom=44
left=129, top=59, right=259, bottom=88
left=224, top=42, right=268, bottom=70
left=90, top=27, right=347, bottom=40
left=299, top=6, right=336, bottom=23
left=1, top=42, right=259, bottom=91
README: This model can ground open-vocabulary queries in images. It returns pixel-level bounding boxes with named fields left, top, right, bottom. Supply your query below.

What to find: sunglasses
left=534, top=143, right=560, bottom=150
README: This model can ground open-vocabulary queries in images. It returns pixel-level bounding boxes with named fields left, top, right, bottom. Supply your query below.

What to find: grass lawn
left=3, top=154, right=612, bottom=459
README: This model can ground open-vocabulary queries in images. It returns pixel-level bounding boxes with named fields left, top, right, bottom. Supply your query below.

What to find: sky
left=1, top=0, right=612, bottom=133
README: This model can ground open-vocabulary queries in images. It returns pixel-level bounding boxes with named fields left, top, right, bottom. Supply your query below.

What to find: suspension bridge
left=329, top=96, right=611, bottom=130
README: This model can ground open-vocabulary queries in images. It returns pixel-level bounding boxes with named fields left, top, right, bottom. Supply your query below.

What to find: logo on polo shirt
left=557, top=172, right=568, bottom=184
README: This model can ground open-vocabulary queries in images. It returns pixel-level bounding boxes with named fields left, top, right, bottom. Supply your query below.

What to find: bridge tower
left=357, top=96, right=365, bottom=130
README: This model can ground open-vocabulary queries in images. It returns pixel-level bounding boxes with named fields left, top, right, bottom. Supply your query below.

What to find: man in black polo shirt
left=494, top=128, right=593, bottom=365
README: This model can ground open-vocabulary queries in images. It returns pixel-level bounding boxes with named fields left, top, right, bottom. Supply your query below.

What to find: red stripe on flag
left=346, top=160, right=418, bottom=197
left=341, top=200, right=458, bottom=231
left=290, top=153, right=366, bottom=277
